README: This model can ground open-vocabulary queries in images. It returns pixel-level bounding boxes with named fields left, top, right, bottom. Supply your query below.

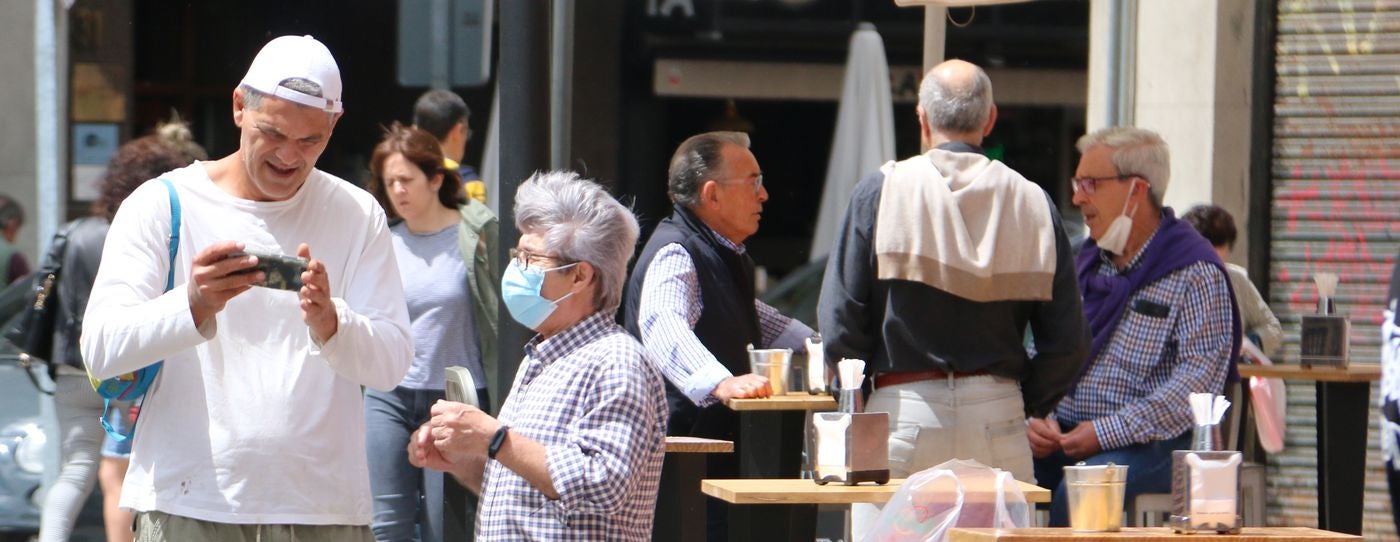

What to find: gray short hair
left=918, top=65, right=994, bottom=134
left=514, top=170, right=640, bottom=312
left=240, top=78, right=335, bottom=123
left=667, top=131, right=751, bottom=208
left=1076, top=127, right=1171, bottom=207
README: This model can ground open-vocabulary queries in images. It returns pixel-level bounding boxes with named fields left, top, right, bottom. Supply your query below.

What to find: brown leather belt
left=874, top=369, right=994, bottom=389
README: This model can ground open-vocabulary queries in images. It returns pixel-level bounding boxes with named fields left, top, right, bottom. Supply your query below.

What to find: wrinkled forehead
left=247, top=94, right=336, bottom=138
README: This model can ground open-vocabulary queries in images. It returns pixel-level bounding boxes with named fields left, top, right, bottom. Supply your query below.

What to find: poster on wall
left=72, top=123, right=119, bottom=202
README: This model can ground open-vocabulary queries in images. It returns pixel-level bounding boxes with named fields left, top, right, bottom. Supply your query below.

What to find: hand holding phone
left=228, top=250, right=309, bottom=291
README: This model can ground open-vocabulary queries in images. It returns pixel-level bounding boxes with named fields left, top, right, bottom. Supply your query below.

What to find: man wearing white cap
left=81, top=35, right=412, bottom=541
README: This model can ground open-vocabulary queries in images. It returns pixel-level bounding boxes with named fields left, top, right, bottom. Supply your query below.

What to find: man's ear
left=982, top=104, right=998, bottom=137
left=232, top=88, right=247, bottom=127
left=698, top=180, right=720, bottom=207
left=329, top=111, right=343, bottom=131
left=455, top=121, right=470, bottom=142
left=916, top=105, right=931, bottom=142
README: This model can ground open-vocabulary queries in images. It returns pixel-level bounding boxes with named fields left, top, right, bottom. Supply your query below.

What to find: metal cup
left=747, top=345, right=792, bottom=395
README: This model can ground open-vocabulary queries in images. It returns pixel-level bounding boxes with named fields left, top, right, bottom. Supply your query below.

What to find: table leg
left=655, top=453, right=706, bottom=542
left=731, top=410, right=816, bottom=541
left=1315, top=380, right=1369, bottom=535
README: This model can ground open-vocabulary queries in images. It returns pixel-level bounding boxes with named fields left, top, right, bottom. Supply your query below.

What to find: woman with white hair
left=408, top=171, right=668, bottom=541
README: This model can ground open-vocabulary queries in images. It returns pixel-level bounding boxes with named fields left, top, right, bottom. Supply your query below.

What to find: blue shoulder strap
left=101, top=178, right=179, bottom=441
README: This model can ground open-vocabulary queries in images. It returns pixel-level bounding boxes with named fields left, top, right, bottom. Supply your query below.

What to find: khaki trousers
left=135, top=511, right=373, bottom=542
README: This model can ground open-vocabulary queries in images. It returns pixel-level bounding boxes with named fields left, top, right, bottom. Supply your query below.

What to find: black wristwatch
left=488, top=425, right=510, bottom=460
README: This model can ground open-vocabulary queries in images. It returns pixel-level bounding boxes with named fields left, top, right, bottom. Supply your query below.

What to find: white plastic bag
left=863, top=459, right=1029, bottom=542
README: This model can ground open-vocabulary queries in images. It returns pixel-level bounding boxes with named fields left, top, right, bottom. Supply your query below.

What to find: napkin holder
left=1299, top=314, right=1349, bottom=367
left=1168, top=450, right=1242, bottom=534
left=812, top=412, right=890, bottom=486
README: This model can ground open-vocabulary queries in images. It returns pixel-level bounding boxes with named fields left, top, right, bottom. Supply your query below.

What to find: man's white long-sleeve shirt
left=81, top=163, right=412, bottom=525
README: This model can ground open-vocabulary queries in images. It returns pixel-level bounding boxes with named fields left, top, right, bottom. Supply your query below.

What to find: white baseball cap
left=239, top=35, right=343, bottom=114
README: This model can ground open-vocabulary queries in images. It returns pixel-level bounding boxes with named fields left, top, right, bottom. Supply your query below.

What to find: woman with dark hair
left=364, top=124, right=498, bottom=541
left=1182, top=204, right=1283, bottom=357
left=40, top=122, right=205, bottom=542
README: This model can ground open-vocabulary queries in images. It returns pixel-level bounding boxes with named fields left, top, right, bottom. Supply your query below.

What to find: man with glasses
left=1029, top=126, right=1240, bottom=526
left=817, top=59, right=1087, bottom=539
left=622, top=131, right=813, bottom=542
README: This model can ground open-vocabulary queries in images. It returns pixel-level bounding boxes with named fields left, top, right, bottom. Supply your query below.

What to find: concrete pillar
left=1090, top=0, right=1256, bottom=262
left=0, top=1, right=39, bottom=261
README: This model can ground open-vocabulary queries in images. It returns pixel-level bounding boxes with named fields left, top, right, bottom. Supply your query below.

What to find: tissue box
left=1168, top=450, right=1242, bottom=534
left=1300, top=314, right=1349, bottom=367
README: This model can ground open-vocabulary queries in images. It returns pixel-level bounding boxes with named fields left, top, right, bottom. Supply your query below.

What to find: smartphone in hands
left=228, top=251, right=309, bottom=291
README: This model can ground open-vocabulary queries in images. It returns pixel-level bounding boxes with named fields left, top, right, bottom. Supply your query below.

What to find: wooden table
left=1237, top=363, right=1379, bottom=535
left=703, top=392, right=836, bottom=541
left=724, top=393, right=837, bottom=411
left=701, top=478, right=1051, bottom=505
left=948, top=527, right=1360, bottom=541
left=654, top=437, right=732, bottom=542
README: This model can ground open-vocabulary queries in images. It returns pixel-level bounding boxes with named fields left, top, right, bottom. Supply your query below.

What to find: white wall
left=0, top=0, right=39, bottom=262
left=1087, top=0, right=1255, bottom=263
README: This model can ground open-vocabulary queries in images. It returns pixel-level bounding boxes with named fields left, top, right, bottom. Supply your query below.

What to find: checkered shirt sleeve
left=476, top=312, right=668, bottom=541
left=1056, top=260, right=1235, bottom=449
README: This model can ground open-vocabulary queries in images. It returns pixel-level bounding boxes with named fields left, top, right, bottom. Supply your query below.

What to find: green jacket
left=457, top=200, right=501, bottom=414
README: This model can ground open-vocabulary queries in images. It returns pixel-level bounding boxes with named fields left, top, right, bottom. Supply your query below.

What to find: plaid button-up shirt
left=476, top=312, right=668, bottom=541
left=1056, top=231, right=1235, bottom=449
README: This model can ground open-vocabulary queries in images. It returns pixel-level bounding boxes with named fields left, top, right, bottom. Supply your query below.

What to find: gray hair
left=1076, top=127, right=1171, bottom=207
left=0, top=194, right=22, bottom=230
left=667, top=131, right=751, bottom=208
left=240, top=78, right=335, bottom=123
left=514, top=170, right=640, bottom=313
left=918, top=65, right=994, bottom=134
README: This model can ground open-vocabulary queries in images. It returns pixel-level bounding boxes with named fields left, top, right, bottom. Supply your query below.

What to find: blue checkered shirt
left=476, top=312, right=668, bottom=541
left=637, top=235, right=815, bottom=407
left=1055, top=232, right=1235, bottom=450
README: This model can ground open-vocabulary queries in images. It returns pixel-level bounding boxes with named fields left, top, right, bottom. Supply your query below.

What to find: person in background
left=817, top=59, right=1087, bottom=538
left=1381, top=248, right=1400, bottom=533
left=364, top=123, right=498, bottom=542
left=39, top=120, right=206, bottom=542
left=0, top=194, right=31, bottom=284
left=1182, top=204, right=1283, bottom=358
left=412, top=89, right=485, bottom=204
left=622, top=131, right=813, bottom=541
left=1030, top=127, right=1240, bottom=526
left=409, top=171, right=667, bottom=541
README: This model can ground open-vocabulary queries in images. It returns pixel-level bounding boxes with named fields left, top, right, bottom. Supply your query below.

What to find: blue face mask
left=501, top=259, right=578, bottom=330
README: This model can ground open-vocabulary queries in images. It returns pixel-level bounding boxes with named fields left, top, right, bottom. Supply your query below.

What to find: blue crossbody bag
left=87, top=177, right=180, bottom=441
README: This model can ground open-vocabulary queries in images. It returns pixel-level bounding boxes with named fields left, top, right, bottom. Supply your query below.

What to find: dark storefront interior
left=110, top=0, right=1086, bottom=280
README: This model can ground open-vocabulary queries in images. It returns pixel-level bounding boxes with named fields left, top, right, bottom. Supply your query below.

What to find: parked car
left=0, top=347, right=104, bottom=541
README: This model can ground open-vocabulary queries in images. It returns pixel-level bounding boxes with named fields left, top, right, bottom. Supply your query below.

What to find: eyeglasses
left=1070, top=174, right=1136, bottom=196
left=509, top=248, right=574, bottom=270
left=715, top=174, right=764, bottom=195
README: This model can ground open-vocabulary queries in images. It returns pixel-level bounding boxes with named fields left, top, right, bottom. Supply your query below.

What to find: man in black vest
left=622, top=131, right=813, bottom=540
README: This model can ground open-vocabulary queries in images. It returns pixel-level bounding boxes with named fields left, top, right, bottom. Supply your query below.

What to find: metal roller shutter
left=1269, top=0, right=1400, bottom=537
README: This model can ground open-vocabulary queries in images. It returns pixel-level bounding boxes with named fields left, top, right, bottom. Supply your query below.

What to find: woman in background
left=364, top=124, right=498, bottom=541
left=39, top=121, right=205, bottom=542
left=1182, top=204, right=1283, bottom=358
